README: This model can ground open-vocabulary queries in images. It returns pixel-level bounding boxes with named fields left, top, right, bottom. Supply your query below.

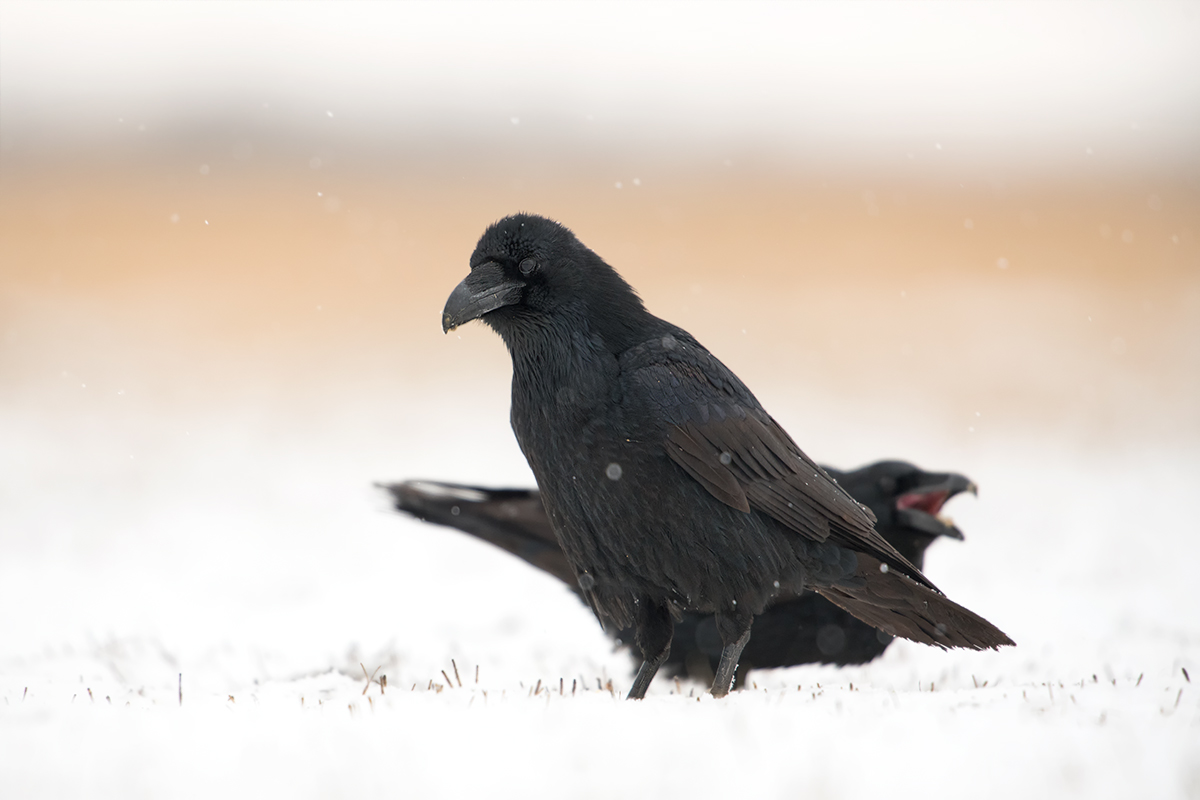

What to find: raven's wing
left=382, top=481, right=578, bottom=586
left=621, top=333, right=937, bottom=592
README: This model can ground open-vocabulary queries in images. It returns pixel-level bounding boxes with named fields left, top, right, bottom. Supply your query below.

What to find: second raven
left=442, top=213, right=1013, bottom=698
left=385, top=460, right=977, bottom=684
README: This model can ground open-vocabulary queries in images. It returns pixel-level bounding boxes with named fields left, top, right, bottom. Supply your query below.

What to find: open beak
left=442, top=261, right=524, bottom=333
left=894, top=472, right=976, bottom=540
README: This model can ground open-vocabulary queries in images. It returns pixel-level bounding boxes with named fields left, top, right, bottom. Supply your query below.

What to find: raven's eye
left=519, top=258, right=537, bottom=276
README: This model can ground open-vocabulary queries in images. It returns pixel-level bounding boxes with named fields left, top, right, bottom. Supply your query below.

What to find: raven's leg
left=626, top=600, right=673, bottom=700
left=711, top=608, right=753, bottom=698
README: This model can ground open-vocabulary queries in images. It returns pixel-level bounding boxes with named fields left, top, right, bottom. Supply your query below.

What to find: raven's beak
left=894, top=508, right=966, bottom=540
left=442, top=262, right=525, bottom=333
left=894, top=472, right=976, bottom=540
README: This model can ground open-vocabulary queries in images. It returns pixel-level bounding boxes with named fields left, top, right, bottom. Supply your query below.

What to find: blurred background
left=2, top=1, right=1198, bottom=696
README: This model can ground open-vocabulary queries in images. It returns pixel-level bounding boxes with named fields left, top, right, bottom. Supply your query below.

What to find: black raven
left=442, top=213, right=1013, bottom=698
left=384, top=461, right=976, bottom=684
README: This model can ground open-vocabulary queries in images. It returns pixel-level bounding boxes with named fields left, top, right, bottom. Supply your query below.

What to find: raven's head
left=443, top=214, right=651, bottom=351
left=828, top=460, right=976, bottom=567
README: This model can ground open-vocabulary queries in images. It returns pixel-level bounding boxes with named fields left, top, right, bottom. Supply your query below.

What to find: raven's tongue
left=896, top=489, right=950, bottom=515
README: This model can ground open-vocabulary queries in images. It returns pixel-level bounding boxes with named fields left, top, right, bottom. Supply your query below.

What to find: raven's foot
left=626, top=599, right=674, bottom=700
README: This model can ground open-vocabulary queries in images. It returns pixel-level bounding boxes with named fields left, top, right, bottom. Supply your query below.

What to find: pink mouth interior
left=895, top=489, right=950, bottom=515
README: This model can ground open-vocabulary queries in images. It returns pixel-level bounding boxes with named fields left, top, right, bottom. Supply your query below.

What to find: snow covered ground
left=2, top=361, right=1197, bottom=798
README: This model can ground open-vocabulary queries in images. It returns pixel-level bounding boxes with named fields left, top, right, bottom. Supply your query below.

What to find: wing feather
left=664, top=425, right=751, bottom=513
left=624, top=338, right=937, bottom=592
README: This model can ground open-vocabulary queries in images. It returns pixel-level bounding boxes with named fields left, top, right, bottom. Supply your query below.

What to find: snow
left=3, top=674, right=1194, bottom=799
left=2, top=369, right=1197, bottom=799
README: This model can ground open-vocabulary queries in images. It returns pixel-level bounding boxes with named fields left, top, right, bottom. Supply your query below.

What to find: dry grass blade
left=361, top=663, right=382, bottom=696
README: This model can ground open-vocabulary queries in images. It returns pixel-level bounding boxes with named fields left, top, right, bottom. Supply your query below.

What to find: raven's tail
left=815, top=554, right=1014, bottom=650
left=380, top=480, right=578, bottom=587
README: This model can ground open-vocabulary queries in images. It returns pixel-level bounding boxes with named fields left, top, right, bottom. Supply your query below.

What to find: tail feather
left=815, top=554, right=1013, bottom=651
left=381, top=481, right=577, bottom=586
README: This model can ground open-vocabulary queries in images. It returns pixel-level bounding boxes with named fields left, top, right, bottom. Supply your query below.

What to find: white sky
left=2, top=1, right=1199, bottom=169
